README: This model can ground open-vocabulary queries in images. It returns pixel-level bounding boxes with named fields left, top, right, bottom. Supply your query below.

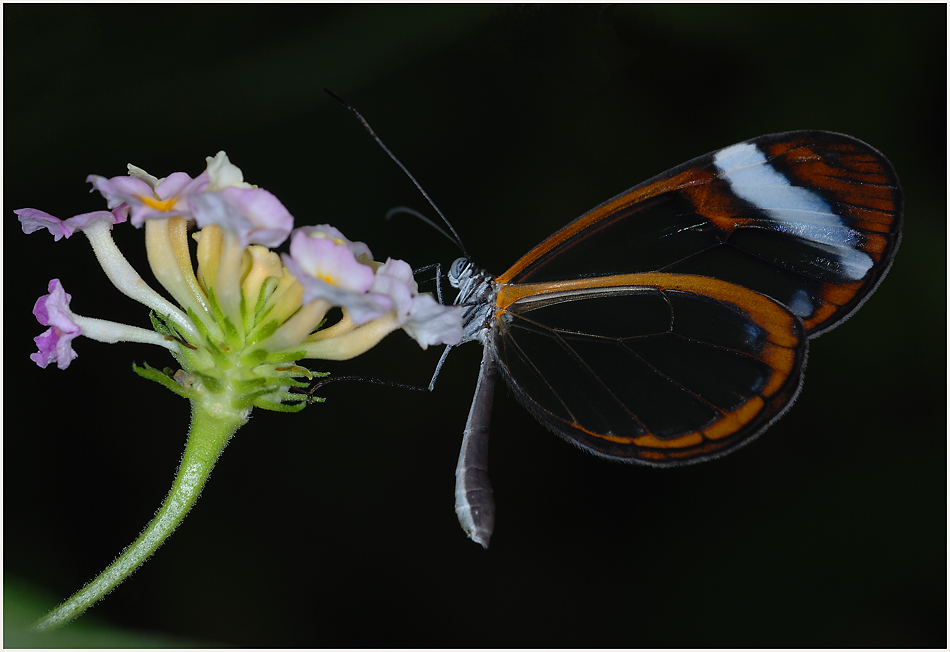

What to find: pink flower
left=401, top=293, right=463, bottom=348
left=370, top=259, right=462, bottom=348
left=16, top=206, right=128, bottom=240
left=295, top=224, right=374, bottom=263
left=369, top=258, right=416, bottom=315
left=31, top=279, right=82, bottom=370
left=88, top=170, right=209, bottom=227
left=189, top=187, right=294, bottom=249
left=281, top=229, right=390, bottom=325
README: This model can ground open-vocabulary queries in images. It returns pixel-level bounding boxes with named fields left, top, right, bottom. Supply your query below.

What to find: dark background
left=5, top=5, right=945, bottom=647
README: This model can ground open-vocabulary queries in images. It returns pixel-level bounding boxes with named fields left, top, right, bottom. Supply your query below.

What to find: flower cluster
left=18, top=152, right=462, bottom=414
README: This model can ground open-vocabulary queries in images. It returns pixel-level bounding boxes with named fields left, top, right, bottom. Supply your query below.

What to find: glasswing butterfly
left=325, top=97, right=901, bottom=549
left=444, top=131, right=902, bottom=548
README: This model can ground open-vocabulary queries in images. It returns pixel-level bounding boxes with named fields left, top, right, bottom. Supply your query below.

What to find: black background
left=5, top=5, right=945, bottom=647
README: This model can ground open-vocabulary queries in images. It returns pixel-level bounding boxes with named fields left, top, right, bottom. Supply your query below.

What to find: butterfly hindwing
left=492, top=273, right=807, bottom=465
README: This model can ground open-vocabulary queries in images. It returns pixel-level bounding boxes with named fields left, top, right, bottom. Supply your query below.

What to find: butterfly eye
left=448, top=257, right=469, bottom=288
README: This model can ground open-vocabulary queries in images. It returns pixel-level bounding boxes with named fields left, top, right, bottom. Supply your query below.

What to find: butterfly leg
left=454, top=337, right=497, bottom=548
left=411, top=261, right=445, bottom=305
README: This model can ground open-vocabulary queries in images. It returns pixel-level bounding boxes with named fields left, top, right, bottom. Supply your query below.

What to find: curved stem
left=32, top=405, right=245, bottom=631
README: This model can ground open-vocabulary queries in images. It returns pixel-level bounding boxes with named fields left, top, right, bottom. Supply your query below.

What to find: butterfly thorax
left=448, top=257, right=498, bottom=346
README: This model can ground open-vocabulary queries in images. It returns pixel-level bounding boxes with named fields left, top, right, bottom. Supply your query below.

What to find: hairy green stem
left=32, top=405, right=245, bottom=631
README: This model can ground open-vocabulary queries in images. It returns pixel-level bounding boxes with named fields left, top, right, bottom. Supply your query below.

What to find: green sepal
left=185, top=306, right=232, bottom=369
left=239, top=288, right=251, bottom=335
left=271, top=365, right=317, bottom=381
left=233, top=376, right=268, bottom=392
left=252, top=397, right=309, bottom=413
left=233, top=385, right=304, bottom=411
left=276, top=376, right=311, bottom=389
left=245, top=316, right=279, bottom=348
left=254, top=276, right=279, bottom=321
left=233, top=372, right=310, bottom=401
left=131, top=362, right=198, bottom=399
left=185, top=305, right=213, bottom=341
left=264, top=349, right=308, bottom=365
left=148, top=312, right=195, bottom=362
left=192, top=370, right=225, bottom=393
left=312, top=316, right=328, bottom=332
left=219, top=314, right=241, bottom=349
left=205, top=286, right=242, bottom=348
left=240, top=347, right=269, bottom=367
left=204, top=285, right=227, bottom=327
left=148, top=311, right=176, bottom=337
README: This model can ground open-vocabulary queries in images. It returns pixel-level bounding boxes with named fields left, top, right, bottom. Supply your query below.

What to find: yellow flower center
left=140, top=195, right=179, bottom=212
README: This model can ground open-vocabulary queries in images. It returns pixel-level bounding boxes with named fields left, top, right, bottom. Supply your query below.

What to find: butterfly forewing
left=497, top=131, right=902, bottom=337
left=492, top=274, right=807, bottom=465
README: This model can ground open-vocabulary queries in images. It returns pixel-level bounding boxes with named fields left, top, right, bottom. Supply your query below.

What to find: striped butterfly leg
left=454, top=334, right=498, bottom=548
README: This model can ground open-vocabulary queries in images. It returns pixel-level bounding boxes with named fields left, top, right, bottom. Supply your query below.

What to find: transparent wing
left=493, top=273, right=808, bottom=465
left=498, top=131, right=902, bottom=336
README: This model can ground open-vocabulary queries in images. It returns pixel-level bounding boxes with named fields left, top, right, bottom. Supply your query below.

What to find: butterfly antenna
left=324, top=89, right=468, bottom=257
left=385, top=206, right=461, bottom=251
